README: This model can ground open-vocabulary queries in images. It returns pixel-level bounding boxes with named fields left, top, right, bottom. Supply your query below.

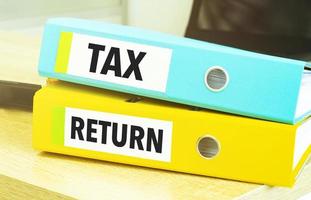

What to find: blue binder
left=38, top=18, right=311, bottom=124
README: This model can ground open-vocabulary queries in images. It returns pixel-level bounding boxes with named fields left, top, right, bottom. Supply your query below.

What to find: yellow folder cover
left=33, top=81, right=311, bottom=186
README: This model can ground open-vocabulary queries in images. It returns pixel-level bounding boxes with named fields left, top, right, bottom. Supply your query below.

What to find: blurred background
left=0, top=0, right=310, bottom=86
left=0, top=0, right=192, bottom=85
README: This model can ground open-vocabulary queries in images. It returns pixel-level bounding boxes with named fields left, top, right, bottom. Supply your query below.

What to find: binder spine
left=38, top=18, right=306, bottom=123
left=33, top=83, right=298, bottom=186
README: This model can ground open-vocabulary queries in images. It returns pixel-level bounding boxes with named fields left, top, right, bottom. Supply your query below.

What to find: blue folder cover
left=38, top=18, right=310, bottom=124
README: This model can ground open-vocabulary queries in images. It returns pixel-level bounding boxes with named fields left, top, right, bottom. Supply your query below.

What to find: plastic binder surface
left=38, top=18, right=311, bottom=124
left=33, top=81, right=311, bottom=186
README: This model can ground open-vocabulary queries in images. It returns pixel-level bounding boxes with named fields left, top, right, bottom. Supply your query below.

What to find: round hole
left=197, top=136, right=220, bottom=159
left=205, top=66, right=229, bottom=92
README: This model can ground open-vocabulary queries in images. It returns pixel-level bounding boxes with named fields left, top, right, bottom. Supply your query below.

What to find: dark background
left=186, top=0, right=311, bottom=59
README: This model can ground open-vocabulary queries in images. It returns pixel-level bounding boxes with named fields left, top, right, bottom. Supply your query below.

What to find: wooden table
left=0, top=107, right=310, bottom=200
left=1, top=25, right=311, bottom=200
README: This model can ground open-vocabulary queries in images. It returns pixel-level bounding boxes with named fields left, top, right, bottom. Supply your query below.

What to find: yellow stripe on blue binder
left=55, top=32, right=72, bottom=73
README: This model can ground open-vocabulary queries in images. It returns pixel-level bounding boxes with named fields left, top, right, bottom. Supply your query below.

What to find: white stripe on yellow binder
left=33, top=81, right=311, bottom=186
left=63, top=107, right=173, bottom=162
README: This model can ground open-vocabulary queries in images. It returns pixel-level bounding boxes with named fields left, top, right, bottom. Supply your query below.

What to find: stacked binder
left=33, top=18, right=311, bottom=186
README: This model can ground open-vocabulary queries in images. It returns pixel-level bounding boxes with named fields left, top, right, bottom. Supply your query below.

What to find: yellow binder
left=33, top=81, right=311, bottom=186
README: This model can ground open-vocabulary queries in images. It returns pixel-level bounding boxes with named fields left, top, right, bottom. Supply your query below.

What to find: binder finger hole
left=205, top=67, right=229, bottom=92
left=197, top=136, right=220, bottom=159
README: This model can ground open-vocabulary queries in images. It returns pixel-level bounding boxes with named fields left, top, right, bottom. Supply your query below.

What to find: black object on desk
left=0, top=80, right=41, bottom=110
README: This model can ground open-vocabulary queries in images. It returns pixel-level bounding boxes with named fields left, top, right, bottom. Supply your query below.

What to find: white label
left=293, top=118, right=311, bottom=169
left=64, top=107, right=173, bottom=162
left=66, top=33, right=172, bottom=92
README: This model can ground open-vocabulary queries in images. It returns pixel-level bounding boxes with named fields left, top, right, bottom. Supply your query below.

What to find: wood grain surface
left=0, top=107, right=259, bottom=199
